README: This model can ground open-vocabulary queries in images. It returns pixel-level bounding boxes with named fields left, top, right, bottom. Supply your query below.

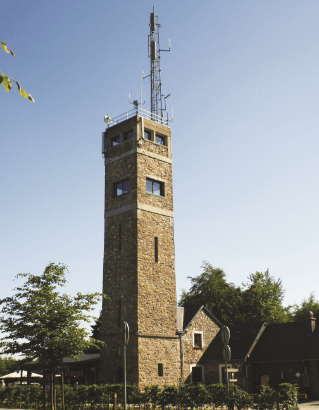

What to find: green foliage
left=288, top=292, right=319, bottom=322
left=277, top=383, right=299, bottom=410
left=240, top=270, right=288, bottom=324
left=255, top=385, right=279, bottom=410
left=230, top=385, right=253, bottom=410
left=207, top=383, right=227, bottom=408
left=0, top=40, right=34, bottom=101
left=179, top=261, right=242, bottom=324
left=0, top=263, right=103, bottom=368
left=0, top=356, right=17, bottom=376
left=255, top=384, right=298, bottom=410
left=0, top=382, right=299, bottom=410
left=91, top=311, right=102, bottom=340
left=161, top=385, right=178, bottom=408
left=180, top=262, right=288, bottom=324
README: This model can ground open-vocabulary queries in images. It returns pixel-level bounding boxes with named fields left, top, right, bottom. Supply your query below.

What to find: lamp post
left=221, top=326, right=231, bottom=410
left=123, top=322, right=129, bottom=410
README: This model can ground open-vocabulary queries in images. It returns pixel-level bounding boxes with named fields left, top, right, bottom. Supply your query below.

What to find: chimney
left=305, top=311, right=316, bottom=334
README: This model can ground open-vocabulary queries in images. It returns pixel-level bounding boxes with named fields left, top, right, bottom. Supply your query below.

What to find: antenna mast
left=148, top=7, right=170, bottom=119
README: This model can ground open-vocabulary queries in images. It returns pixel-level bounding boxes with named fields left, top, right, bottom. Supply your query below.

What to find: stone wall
left=138, top=336, right=181, bottom=388
left=182, top=309, right=221, bottom=382
left=100, top=116, right=179, bottom=386
left=137, top=210, right=176, bottom=334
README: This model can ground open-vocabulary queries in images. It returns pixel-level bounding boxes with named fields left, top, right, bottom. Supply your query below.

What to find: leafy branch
left=1, top=41, right=34, bottom=102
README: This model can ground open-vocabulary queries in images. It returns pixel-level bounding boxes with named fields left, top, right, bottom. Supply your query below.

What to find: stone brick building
left=99, top=114, right=222, bottom=386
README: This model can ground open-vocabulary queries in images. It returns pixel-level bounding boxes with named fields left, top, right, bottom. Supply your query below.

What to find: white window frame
left=193, top=330, right=203, bottom=348
left=219, top=364, right=232, bottom=384
left=190, top=364, right=205, bottom=383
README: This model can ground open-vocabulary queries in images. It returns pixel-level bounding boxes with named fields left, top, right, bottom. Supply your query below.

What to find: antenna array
left=147, top=7, right=170, bottom=118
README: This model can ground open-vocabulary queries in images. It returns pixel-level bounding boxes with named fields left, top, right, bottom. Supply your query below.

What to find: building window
left=155, top=237, right=158, bottom=263
left=190, top=365, right=205, bottom=383
left=114, top=179, right=129, bottom=197
left=156, top=134, right=166, bottom=145
left=124, top=130, right=133, bottom=141
left=111, top=135, right=120, bottom=146
left=158, top=363, right=163, bottom=377
left=194, top=333, right=202, bottom=348
left=146, top=178, right=164, bottom=196
left=119, top=224, right=122, bottom=250
left=144, top=130, right=151, bottom=140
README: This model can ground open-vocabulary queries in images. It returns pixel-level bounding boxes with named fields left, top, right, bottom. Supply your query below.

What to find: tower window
left=144, top=130, right=151, bottom=140
left=156, top=134, right=166, bottom=145
left=146, top=178, right=164, bottom=196
left=114, top=179, right=130, bottom=197
left=111, top=135, right=120, bottom=147
left=124, top=130, right=133, bottom=141
left=194, top=333, right=202, bottom=348
left=158, top=363, right=163, bottom=377
left=119, top=224, right=122, bottom=250
left=155, top=237, right=158, bottom=263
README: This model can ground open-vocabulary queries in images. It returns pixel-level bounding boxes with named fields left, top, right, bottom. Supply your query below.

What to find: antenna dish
left=104, top=114, right=111, bottom=123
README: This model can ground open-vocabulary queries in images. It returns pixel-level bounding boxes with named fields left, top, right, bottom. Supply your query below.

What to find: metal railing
left=105, top=107, right=172, bottom=128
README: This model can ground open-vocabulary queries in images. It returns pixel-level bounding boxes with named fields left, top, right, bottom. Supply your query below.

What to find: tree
left=240, top=270, right=288, bottom=324
left=179, top=261, right=242, bottom=325
left=288, top=292, right=319, bottom=322
left=0, top=263, right=103, bottom=409
left=0, top=356, right=17, bottom=376
left=91, top=310, right=102, bottom=340
left=1, top=41, right=34, bottom=101
left=179, top=263, right=288, bottom=325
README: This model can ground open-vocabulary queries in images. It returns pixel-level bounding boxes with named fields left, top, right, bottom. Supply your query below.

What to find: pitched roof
left=249, top=320, right=319, bottom=362
left=183, top=305, right=223, bottom=330
left=201, top=321, right=265, bottom=361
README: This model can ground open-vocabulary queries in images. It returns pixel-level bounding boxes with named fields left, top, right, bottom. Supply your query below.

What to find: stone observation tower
left=99, top=8, right=180, bottom=386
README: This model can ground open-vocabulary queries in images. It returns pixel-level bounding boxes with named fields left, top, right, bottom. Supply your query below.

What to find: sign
left=223, top=345, right=231, bottom=363
left=221, top=326, right=230, bottom=344
left=123, top=322, right=129, bottom=345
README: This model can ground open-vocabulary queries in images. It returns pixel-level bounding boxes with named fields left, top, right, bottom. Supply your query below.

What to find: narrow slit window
left=119, top=224, right=122, bottom=250
left=117, top=300, right=121, bottom=327
left=194, top=333, right=202, bottom=348
left=158, top=363, right=163, bottom=377
left=155, top=237, right=158, bottom=263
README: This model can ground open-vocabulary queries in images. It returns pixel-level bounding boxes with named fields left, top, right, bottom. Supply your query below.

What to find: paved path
left=298, top=402, right=319, bottom=409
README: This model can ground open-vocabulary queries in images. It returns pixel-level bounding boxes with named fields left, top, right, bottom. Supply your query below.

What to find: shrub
left=277, top=383, right=299, bottom=410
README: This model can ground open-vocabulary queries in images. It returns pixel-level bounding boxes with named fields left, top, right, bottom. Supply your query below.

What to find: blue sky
left=1, top=1, right=319, bottom=323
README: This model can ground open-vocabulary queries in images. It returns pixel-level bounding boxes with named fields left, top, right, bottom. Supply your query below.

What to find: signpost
left=221, top=326, right=231, bottom=410
left=123, top=322, right=129, bottom=410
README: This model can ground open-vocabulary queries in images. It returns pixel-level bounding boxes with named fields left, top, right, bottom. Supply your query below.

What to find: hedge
left=0, top=382, right=298, bottom=410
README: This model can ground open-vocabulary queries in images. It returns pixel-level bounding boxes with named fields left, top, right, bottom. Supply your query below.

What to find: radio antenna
left=146, top=7, right=171, bottom=119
